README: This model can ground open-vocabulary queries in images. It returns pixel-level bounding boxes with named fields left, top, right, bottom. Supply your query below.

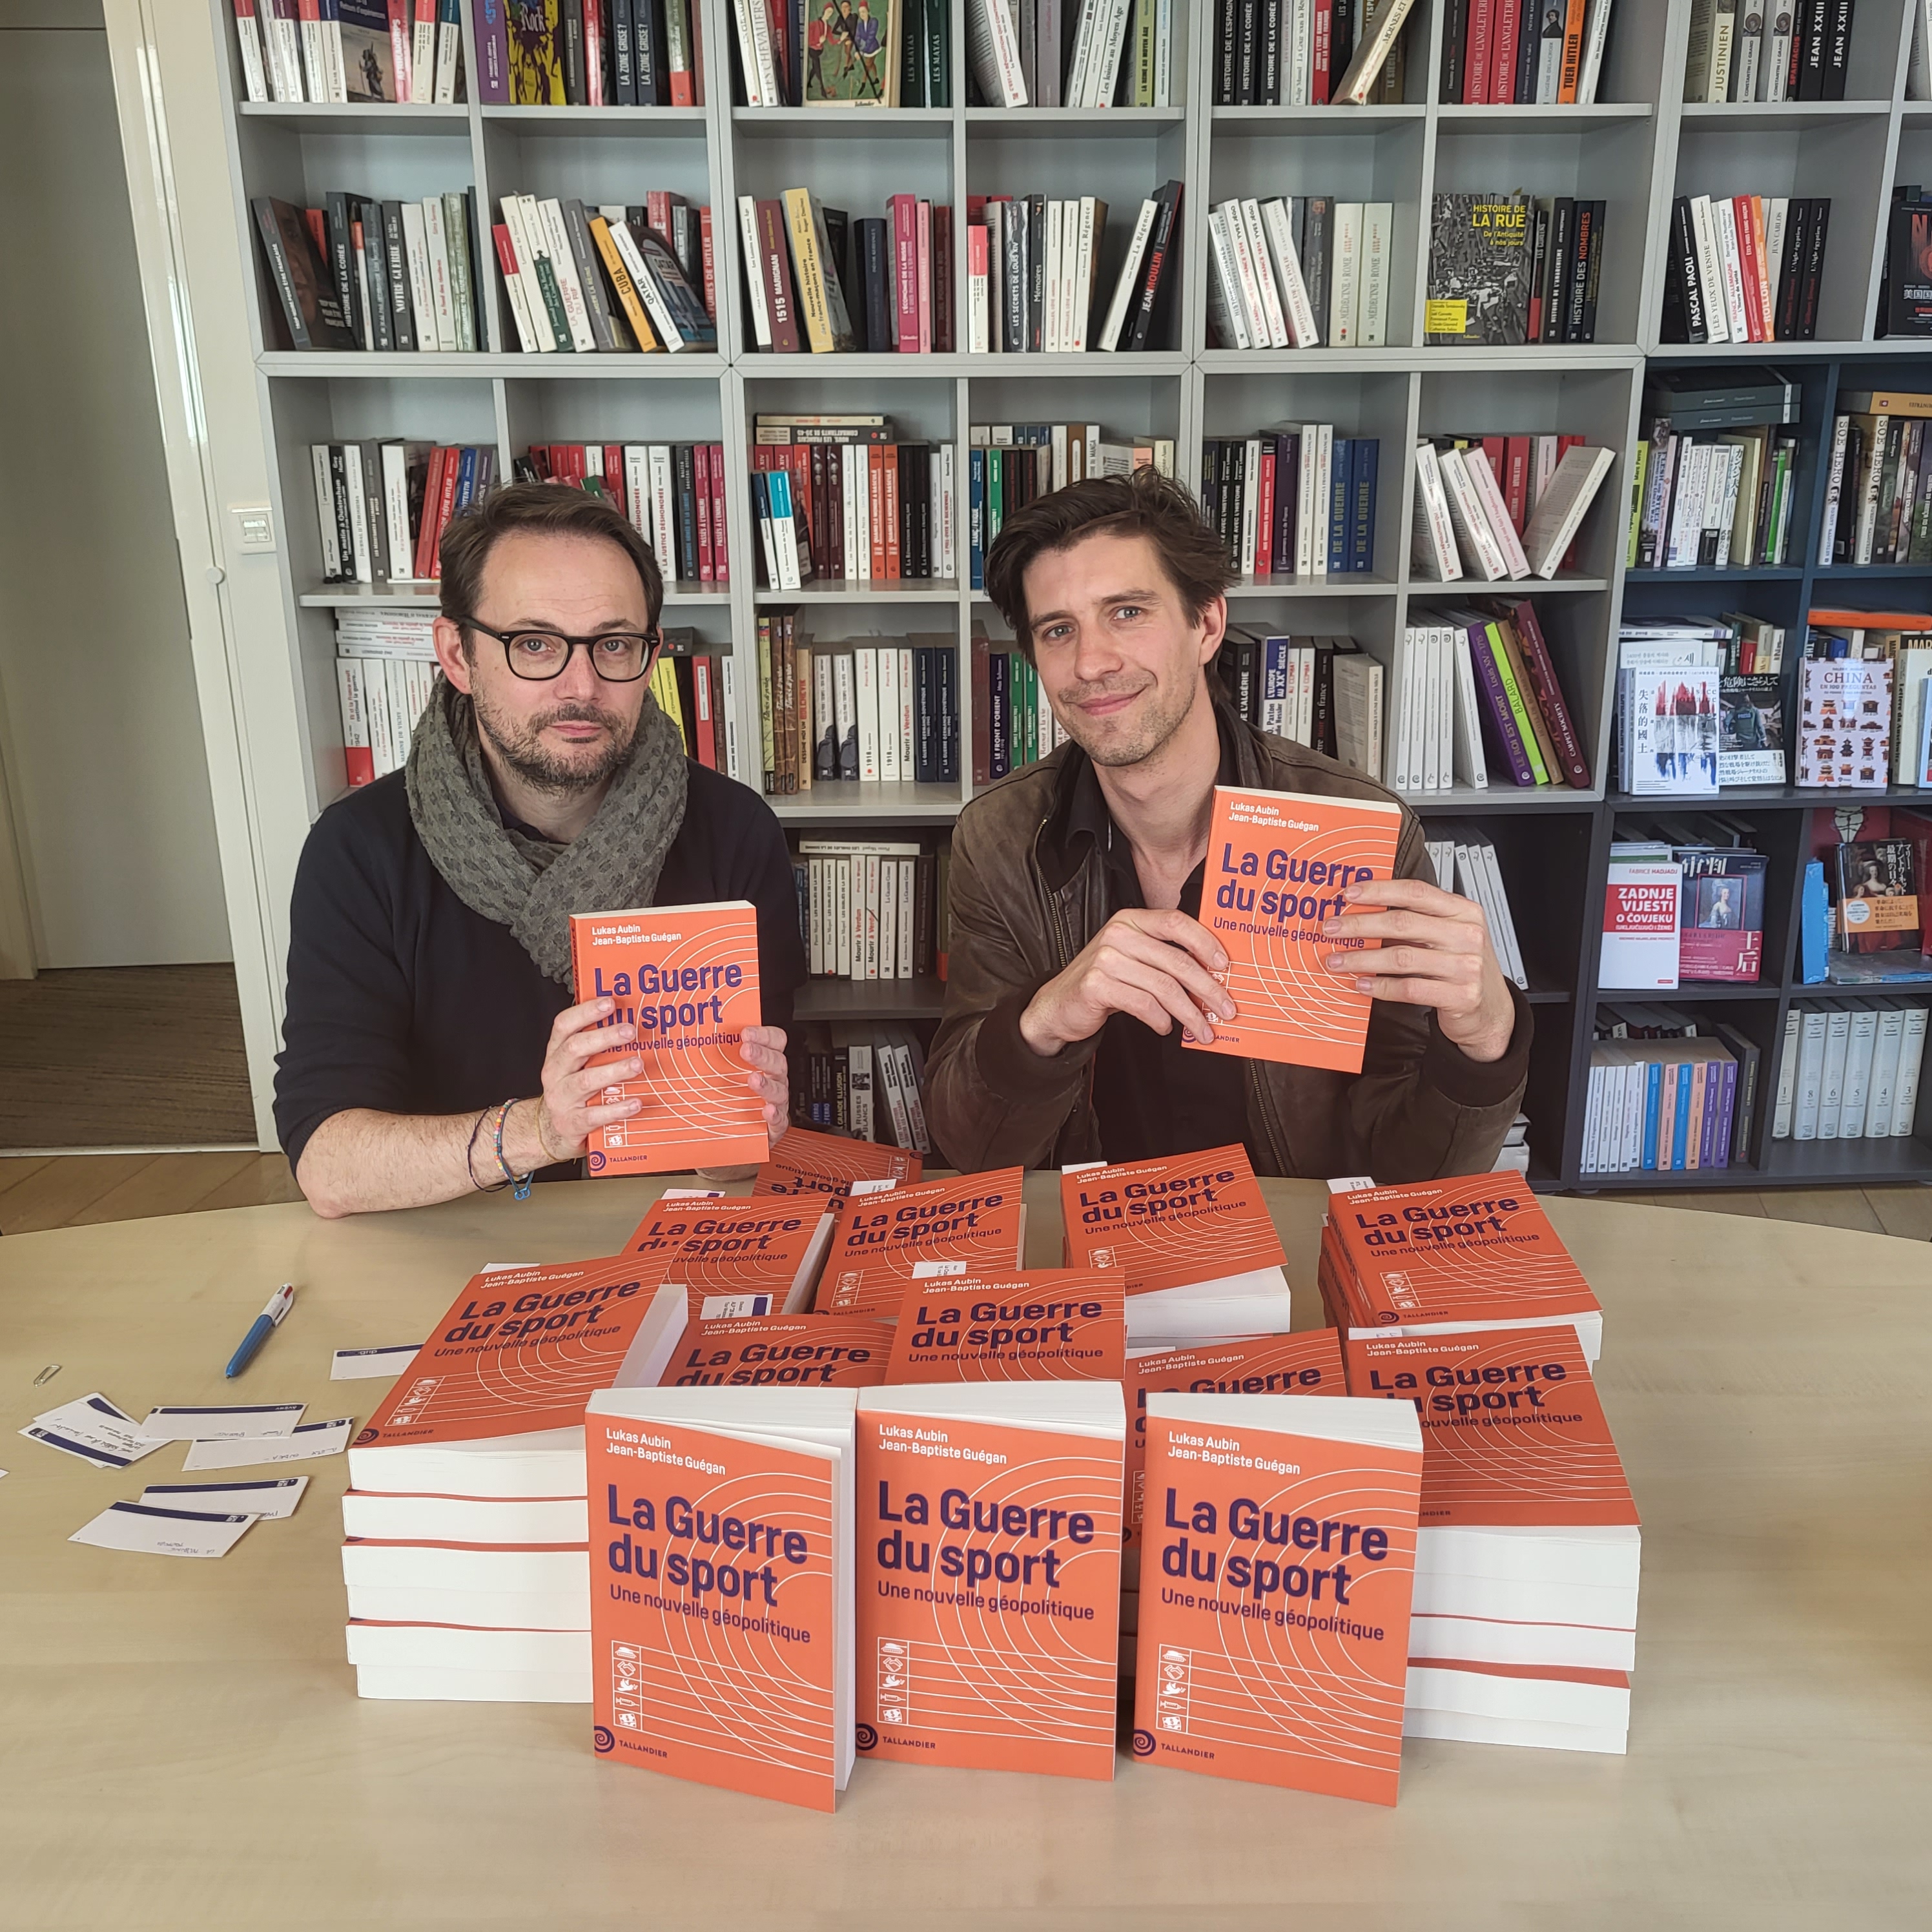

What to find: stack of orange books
left=1346, top=1324, right=1640, bottom=1754
left=815, top=1168, right=1027, bottom=1313
left=340, top=1257, right=688, bottom=1701
left=885, top=1269, right=1126, bottom=1382
left=625, top=1193, right=839, bottom=1320
left=752, top=1124, right=922, bottom=1198
left=1321, top=1171, right=1604, bottom=1362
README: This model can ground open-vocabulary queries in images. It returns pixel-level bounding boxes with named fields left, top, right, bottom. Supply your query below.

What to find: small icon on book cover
left=1131, top=1729, right=1156, bottom=1756
left=593, top=1725, right=616, bottom=1754
left=856, top=1722, right=879, bottom=1752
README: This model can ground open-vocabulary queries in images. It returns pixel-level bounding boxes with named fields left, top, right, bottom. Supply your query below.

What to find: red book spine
left=1490, top=0, right=1519, bottom=103
left=1464, top=0, right=1493, bottom=103
left=710, top=444, right=729, bottom=584
left=1255, top=449, right=1276, bottom=575
left=757, top=200, right=801, bottom=353
left=584, top=0, right=604, bottom=103
left=646, top=190, right=672, bottom=240
left=869, top=446, right=887, bottom=579
left=413, top=446, right=448, bottom=578
left=1504, top=436, right=1530, bottom=530
left=890, top=195, right=920, bottom=354
left=916, top=198, right=933, bottom=355
left=694, top=442, right=714, bottom=582
left=698, top=205, right=715, bottom=319
left=692, top=655, right=718, bottom=768
left=1311, top=7, right=1331, bottom=103
left=1505, top=599, right=1592, bottom=786
left=1733, top=198, right=1766, bottom=342
left=882, top=447, right=901, bottom=580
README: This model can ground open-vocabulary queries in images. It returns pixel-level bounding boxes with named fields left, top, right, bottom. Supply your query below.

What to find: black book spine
left=861, top=219, right=892, bottom=356
left=635, top=0, right=661, bottom=101
left=612, top=0, right=635, bottom=103
left=1544, top=196, right=1574, bottom=342
left=1215, top=0, right=1236, bottom=103
left=912, top=648, right=932, bottom=781
left=1798, top=198, right=1829, bottom=338
left=675, top=444, right=699, bottom=581
left=1797, top=0, right=1827, bottom=97
left=325, top=192, right=361, bottom=349
left=989, top=650, right=1010, bottom=778
left=1775, top=198, right=1811, bottom=340
left=1235, top=0, right=1258, bottom=103
left=901, top=0, right=927, bottom=104
left=561, top=0, right=588, bottom=102
left=1027, top=195, right=1046, bottom=351
left=1259, top=0, right=1281, bottom=103
left=253, top=199, right=310, bottom=349
left=1670, top=197, right=1707, bottom=342
left=1003, top=203, right=1027, bottom=351
left=1441, top=0, right=1467, bottom=99
left=358, top=201, right=394, bottom=352
left=1274, top=433, right=1297, bottom=572
left=1563, top=202, right=1591, bottom=342
left=381, top=203, right=414, bottom=353
left=1822, top=0, right=1852, bottom=98
left=1579, top=199, right=1605, bottom=344
left=1330, top=0, right=1353, bottom=92
left=1515, top=0, right=1539, bottom=102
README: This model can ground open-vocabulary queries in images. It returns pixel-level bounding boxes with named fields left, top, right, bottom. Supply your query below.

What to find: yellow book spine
left=782, top=189, right=835, bottom=354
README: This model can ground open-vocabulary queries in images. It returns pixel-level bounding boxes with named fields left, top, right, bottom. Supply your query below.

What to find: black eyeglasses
left=463, top=617, right=662, bottom=683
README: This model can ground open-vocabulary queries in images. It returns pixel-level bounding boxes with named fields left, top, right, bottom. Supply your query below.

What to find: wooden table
left=3, top=1175, right=1927, bottom=1928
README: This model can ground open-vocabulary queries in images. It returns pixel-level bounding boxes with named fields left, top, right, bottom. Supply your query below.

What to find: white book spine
left=342, top=446, right=373, bottom=584
left=1240, top=200, right=1290, bottom=348
left=501, top=200, right=555, bottom=352
left=1450, top=628, right=1489, bottom=788
left=537, top=200, right=596, bottom=352
left=1895, top=1007, right=1929, bottom=1136
left=1329, top=203, right=1362, bottom=348
left=1312, top=425, right=1332, bottom=581
left=1043, top=198, right=1064, bottom=354
left=311, top=446, right=342, bottom=581
left=856, top=648, right=881, bottom=782
left=1410, top=442, right=1464, bottom=582
left=967, top=0, right=1029, bottom=107
left=1463, top=446, right=1532, bottom=580
left=422, top=198, right=458, bottom=352
left=1289, top=0, right=1312, bottom=105
left=1260, top=198, right=1319, bottom=350
left=1240, top=440, right=1261, bottom=579
left=878, top=647, right=901, bottom=782
left=1840, top=1009, right=1879, bottom=1138
left=399, top=201, right=438, bottom=351
left=736, top=198, right=772, bottom=347
left=1712, top=198, right=1751, bottom=345
left=1206, top=209, right=1253, bottom=353
left=1296, top=429, right=1319, bottom=579
left=1437, top=449, right=1509, bottom=581
left=1359, top=203, right=1390, bottom=347
left=1096, top=198, right=1156, bottom=351
left=878, top=860, right=898, bottom=981
left=898, top=859, right=916, bottom=980
left=1688, top=196, right=1731, bottom=345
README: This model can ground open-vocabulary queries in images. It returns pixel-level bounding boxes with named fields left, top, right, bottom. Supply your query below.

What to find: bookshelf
left=176, top=0, right=1930, bottom=1182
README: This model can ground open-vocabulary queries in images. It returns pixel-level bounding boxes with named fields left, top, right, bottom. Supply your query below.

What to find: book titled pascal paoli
left=569, top=901, right=765, bottom=1173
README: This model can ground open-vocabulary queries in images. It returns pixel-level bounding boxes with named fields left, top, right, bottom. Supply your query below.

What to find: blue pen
left=225, top=1284, right=296, bottom=1378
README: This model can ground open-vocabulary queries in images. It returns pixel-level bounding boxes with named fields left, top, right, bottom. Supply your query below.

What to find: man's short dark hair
left=438, top=480, right=665, bottom=633
left=982, top=468, right=1235, bottom=666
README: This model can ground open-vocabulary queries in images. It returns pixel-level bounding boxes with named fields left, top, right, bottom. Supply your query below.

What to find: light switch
left=231, top=504, right=276, bottom=553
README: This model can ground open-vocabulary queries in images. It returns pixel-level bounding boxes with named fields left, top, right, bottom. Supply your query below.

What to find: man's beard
left=471, top=684, right=640, bottom=793
left=1053, top=669, right=1198, bottom=769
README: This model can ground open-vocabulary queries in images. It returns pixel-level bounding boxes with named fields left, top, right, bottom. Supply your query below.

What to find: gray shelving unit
left=207, top=0, right=1932, bottom=1176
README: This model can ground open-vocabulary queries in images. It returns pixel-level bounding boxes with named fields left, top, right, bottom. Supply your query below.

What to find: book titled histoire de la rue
left=568, top=902, right=765, bottom=1174
left=1187, top=785, right=1403, bottom=1076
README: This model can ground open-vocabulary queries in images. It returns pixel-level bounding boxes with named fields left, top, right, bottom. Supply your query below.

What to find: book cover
left=1124, top=1330, right=1345, bottom=1567
left=1718, top=671, right=1786, bottom=783
left=1834, top=838, right=1920, bottom=953
left=1346, top=1325, right=1638, bottom=1527
left=353, top=1257, right=687, bottom=1454
left=1323, top=1173, right=1602, bottom=1350
left=568, top=902, right=765, bottom=1173
left=817, top=1167, right=1027, bottom=1311
left=1060, top=1144, right=1286, bottom=1297
left=624, top=1195, right=833, bottom=1317
left=1796, top=659, right=1892, bottom=788
left=752, top=1124, right=923, bottom=1197
left=1185, top=783, right=1402, bottom=1075
left=887, top=1269, right=1127, bottom=1381
left=856, top=1386, right=1124, bottom=1779
left=1679, top=848, right=1767, bottom=981
left=662, top=1314, right=894, bottom=1388
left=1425, top=192, right=1531, bottom=345
left=1132, top=1393, right=1424, bottom=1803
left=587, top=1390, right=853, bottom=1811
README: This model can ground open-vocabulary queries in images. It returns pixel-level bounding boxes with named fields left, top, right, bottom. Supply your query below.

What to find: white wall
left=0, top=0, right=230, bottom=968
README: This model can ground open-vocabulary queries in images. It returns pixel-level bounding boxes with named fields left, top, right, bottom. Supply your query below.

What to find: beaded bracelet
left=493, top=1099, right=535, bottom=1202
left=466, top=1106, right=509, bottom=1195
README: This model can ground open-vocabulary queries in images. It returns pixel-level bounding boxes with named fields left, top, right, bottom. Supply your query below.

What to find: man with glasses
left=274, top=483, right=805, bottom=1217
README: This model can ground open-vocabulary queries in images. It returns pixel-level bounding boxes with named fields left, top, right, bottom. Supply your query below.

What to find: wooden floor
left=0, top=1149, right=1927, bottom=1240
left=0, top=965, right=256, bottom=1151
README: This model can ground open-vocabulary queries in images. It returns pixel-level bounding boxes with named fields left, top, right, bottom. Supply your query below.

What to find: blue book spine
left=1716, top=1057, right=1736, bottom=1167
left=1350, top=438, right=1377, bottom=573
left=453, top=444, right=479, bottom=512
left=1262, top=636, right=1289, bottom=724
left=1643, top=1064, right=1661, bottom=1170
left=1328, top=438, right=1351, bottom=575
left=969, top=448, right=985, bottom=588
left=1672, top=1064, right=1693, bottom=1169
left=1800, top=859, right=1829, bottom=982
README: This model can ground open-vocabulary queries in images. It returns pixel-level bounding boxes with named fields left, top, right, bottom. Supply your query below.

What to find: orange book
left=856, top=1383, right=1124, bottom=1780
left=816, top=1167, right=1027, bottom=1313
left=568, top=901, right=765, bottom=1174
left=752, top=1125, right=922, bottom=1198
left=1344, top=1326, right=1638, bottom=1530
left=1123, top=1331, right=1345, bottom=1572
left=587, top=1387, right=856, bottom=1812
left=1132, top=1393, right=1423, bottom=1804
left=1324, top=1173, right=1603, bottom=1361
left=1185, top=784, right=1401, bottom=1076
left=1060, top=1145, right=1291, bottom=1341
left=887, top=1269, right=1126, bottom=1382
left=624, top=1195, right=838, bottom=1317
left=353, top=1257, right=688, bottom=1458
left=662, top=1315, right=893, bottom=1390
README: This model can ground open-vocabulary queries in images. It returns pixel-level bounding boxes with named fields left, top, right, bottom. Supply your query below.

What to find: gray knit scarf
left=406, top=676, right=689, bottom=985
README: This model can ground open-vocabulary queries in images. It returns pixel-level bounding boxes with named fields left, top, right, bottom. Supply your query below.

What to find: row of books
left=253, top=191, right=484, bottom=354
left=1412, top=437, right=1614, bottom=583
left=511, top=440, right=732, bottom=586
left=752, top=432, right=954, bottom=588
left=1201, top=431, right=1381, bottom=580
left=1439, top=0, right=1615, bottom=104
left=967, top=424, right=1175, bottom=587
left=968, top=181, right=1184, bottom=355
left=731, top=0, right=945, bottom=106
left=757, top=620, right=960, bottom=792
left=1214, top=631, right=1377, bottom=776
left=1631, top=424, right=1804, bottom=572
left=494, top=194, right=716, bottom=354
left=311, top=439, right=482, bottom=586
left=1599, top=822, right=1769, bottom=988
left=1424, top=192, right=1607, bottom=347
left=742, top=190, right=952, bottom=354
left=969, top=628, right=1071, bottom=782
left=1773, top=1002, right=1929, bottom=1140
left=792, top=841, right=943, bottom=983
left=1386, top=601, right=1591, bottom=793
left=1205, top=196, right=1392, bottom=353
left=1823, top=393, right=1932, bottom=566
left=1809, top=620, right=1932, bottom=788
left=790, top=1027, right=936, bottom=1152
left=475, top=0, right=700, bottom=102
left=232, top=0, right=462, bottom=105
left=1208, top=0, right=1416, bottom=104
left=1426, top=825, right=1528, bottom=990
left=336, top=615, right=438, bottom=786
left=1579, top=1033, right=1753, bottom=1173
left=1681, top=0, right=1858, bottom=103
left=1660, top=194, right=1829, bottom=346
left=965, top=0, right=1177, bottom=107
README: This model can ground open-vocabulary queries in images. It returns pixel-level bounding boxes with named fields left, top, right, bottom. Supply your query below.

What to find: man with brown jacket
left=927, top=470, right=1530, bottom=1179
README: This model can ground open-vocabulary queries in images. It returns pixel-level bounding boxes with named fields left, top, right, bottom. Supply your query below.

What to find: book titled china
left=587, top=1386, right=856, bottom=1811
left=1133, top=1393, right=1423, bottom=1804
left=568, top=901, right=765, bottom=1174
left=1186, top=786, right=1402, bottom=1076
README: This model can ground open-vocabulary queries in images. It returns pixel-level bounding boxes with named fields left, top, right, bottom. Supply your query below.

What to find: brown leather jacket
left=926, top=710, right=1531, bottom=1179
